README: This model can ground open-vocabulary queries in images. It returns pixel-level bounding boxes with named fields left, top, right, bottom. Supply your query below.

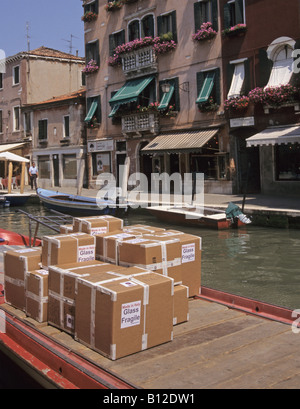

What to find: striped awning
left=246, top=124, right=300, bottom=147
left=141, top=129, right=219, bottom=154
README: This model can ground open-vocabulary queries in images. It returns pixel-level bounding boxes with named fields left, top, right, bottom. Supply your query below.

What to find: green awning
left=84, top=100, right=98, bottom=122
left=109, top=75, right=155, bottom=108
left=108, top=104, right=120, bottom=118
left=158, top=84, right=175, bottom=111
left=196, top=72, right=215, bottom=104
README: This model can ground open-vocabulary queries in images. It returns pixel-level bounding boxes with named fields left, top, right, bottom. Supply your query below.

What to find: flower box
left=81, top=11, right=98, bottom=22
left=192, top=22, right=217, bottom=42
left=82, top=59, right=99, bottom=74
left=222, top=24, right=247, bottom=37
left=248, top=84, right=299, bottom=107
left=105, top=1, right=123, bottom=12
left=224, top=96, right=250, bottom=111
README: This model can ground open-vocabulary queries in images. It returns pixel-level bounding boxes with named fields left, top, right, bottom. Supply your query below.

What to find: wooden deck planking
left=1, top=297, right=300, bottom=389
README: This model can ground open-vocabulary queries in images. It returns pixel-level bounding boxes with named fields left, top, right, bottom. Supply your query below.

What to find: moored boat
left=147, top=202, right=251, bottom=230
left=36, top=188, right=128, bottom=216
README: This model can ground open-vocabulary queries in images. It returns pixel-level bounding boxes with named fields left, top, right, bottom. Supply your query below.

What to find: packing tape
left=4, top=276, right=24, bottom=286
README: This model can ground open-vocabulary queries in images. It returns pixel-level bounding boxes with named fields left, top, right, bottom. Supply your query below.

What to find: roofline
left=4, top=50, right=84, bottom=64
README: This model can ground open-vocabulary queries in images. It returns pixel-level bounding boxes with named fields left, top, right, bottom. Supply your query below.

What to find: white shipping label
left=90, top=226, right=107, bottom=235
left=120, top=281, right=138, bottom=288
left=121, top=300, right=141, bottom=329
left=182, top=243, right=195, bottom=263
left=77, top=245, right=95, bottom=262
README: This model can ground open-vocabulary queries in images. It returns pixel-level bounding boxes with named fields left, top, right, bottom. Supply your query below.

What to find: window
left=141, top=15, right=155, bottom=38
left=38, top=119, right=48, bottom=140
left=196, top=68, right=221, bottom=107
left=63, top=154, right=77, bottom=179
left=109, top=30, right=125, bottom=56
left=0, top=110, right=2, bottom=133
left=85, top=40, right=100, bottom=65
left=24, top=112, right=32, bottom=136
left=128, top=20, right=140, bottom=42
left=64, top=116, right=70, bottom=138
left=0, top=73, right=3, bottom=90
left=275, top=143, right=300, bottom=181
left=224, top=0, right=245, bottom=29
left=84, top=0, right=98, bottom=14
left=227, top=59, right=247, bottom=98
left=13, top=106, right=20, bottom=131
left=157, top=11, right=177, bottom=42
left=158, top=77, right=180, bottom=112
left=266, top=39, right=294, bottom=88
left=194, top=0, right=218, bottom=32
left=38, top=155, right=50, bottom=179
left=13, top=65, right=20, bottom=85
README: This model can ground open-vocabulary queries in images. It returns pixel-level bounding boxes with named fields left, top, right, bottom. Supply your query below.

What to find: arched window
left=266, top=37, right=295, bottom=88
left=128, top=20, right=140, bottom=41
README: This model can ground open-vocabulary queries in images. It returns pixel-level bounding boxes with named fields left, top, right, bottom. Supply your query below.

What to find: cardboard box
left=95, top=231, right=141, bottom=263
left=123, top=224, right=165, bottom=234
left=143, top=231, right=202, bottom=297
left=25, top=269, right=49, bottom=322
left=118, top=236, right=182, bottom=284
left=59, top=224, right=73, bottom=234
left=4, top=247, right=42, bottom=310
left=173, top=285, right=189, bottom=325
left=42, top=233, right=96, bottom=268
left=75, top=269, right=174, bottom=360
left=73, top=215, right=123, bottom=235
left=48, top=260, right=127, bottom=334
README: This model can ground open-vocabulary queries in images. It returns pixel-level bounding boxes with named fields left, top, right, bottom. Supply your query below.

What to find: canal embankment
left=18, top=185, right=300, bottom=229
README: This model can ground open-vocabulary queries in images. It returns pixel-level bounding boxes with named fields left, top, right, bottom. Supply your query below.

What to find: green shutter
left=235, top=0, right=244, bottom=24
left=158, top=84, right=175, bottom=111
left=214, top=68, right=221, bottom=105
left=84, top=100, right=98, bottom=122
left=258, top=49, right=273, bottom=87
left=223, top=3, right=231, bottom=29
left=157, top=15, right=163, bottom=36
left=196, top=71, right=215, bottom=103
left=171, top=11, right=177, bottom=43
left=174, top=77, right=180, bottom=112
left=95, top=40, right=100, bottom=66
left=212, top=0, right=219, bottom=31
left=243, top=58, right=251, bottom=95
left=194, top=2, right=202, bottom=32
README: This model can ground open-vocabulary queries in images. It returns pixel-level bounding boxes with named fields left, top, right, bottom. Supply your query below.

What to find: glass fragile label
left=77, top=245, right=95, bottom=262
left=182, top=243, right=195, bottom=263
left=90, top=226, right=108, bottom=235
left=121, top=300, right=141, bottom=329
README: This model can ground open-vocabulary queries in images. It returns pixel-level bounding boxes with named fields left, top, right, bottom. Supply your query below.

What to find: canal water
left=1, top=202, right=300, bottom=388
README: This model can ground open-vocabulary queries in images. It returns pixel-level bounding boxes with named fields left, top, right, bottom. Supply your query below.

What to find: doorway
left=53, top=155, right=60, bottom=187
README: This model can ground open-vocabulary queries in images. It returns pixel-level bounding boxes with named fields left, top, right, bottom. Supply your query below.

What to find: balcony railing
left=121, top=46, right=157, bottom=78
left=122, top=112, right=159, bottom=136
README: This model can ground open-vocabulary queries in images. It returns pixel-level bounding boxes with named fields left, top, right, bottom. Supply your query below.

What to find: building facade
left=0, top=47, right=85, bottom=164
left=221, top=0, right=300, bottom=196
left=23, top=89, right=87, bottom=189
left=83, top=0, right=232, bottom=193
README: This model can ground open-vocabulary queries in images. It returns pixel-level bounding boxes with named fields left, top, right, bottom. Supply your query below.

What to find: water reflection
left=1, top=204, right=300, bottom=310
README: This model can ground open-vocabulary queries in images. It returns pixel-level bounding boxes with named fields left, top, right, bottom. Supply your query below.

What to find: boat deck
left=1, top=294, right=300, bottom=389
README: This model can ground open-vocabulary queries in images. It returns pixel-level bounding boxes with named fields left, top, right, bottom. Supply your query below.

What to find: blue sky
left=0, top=0, right=85, bottom=58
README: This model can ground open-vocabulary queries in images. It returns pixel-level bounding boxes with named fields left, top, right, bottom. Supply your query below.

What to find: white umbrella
left=0, top=151, right=29, bottom=163
left=0, top=151, right=30, bottom=194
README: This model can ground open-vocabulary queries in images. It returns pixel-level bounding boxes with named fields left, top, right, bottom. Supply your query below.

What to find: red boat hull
left=0, top=228, right=41, bottom=246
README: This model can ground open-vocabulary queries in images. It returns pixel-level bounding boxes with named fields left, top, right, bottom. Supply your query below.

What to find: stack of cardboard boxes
left=3, top=215, right=200, bottom=360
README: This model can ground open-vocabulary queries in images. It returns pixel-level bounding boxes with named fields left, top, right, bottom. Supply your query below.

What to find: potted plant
left=224, top=95, right=250, bottom=111
left=105, top=1, right=123, bottom=12
left=81, top=11, right=98, bottom=22
left=222, top=23, right=247, bottom=37
left=198, top=96, right=219, bottom=112
left=82, top=59, right=99, bottom=73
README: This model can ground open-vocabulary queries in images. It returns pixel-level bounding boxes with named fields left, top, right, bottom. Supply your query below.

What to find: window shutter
left=95, top=0, right=99, bottom=13
left=214, top=68, right=221, bottom=105
left=212, top=0, right=219, bottom=32
left=173, top=77, right=180, bottom=112
left=243, top=58, right=251, bottom=95
left=95, top=40, right=100, bottom=66
left=109, top=34, right=115, bottom=57
left=157, top=15, right=163, bottom=36
left=171, top=11, right=177, bottom=43
left=223, top=3, right=231, bottom=29
left=194, top=2, right=202, bottom=32
left=258, top=49, right=273, bottom=87
left=197, top=71, right=205, bottom=100
left=235, top=0, right=244, bottom=24
left=96, top=96, right=101, bottom=124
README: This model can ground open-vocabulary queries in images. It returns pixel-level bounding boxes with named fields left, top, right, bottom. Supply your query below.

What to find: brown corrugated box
left=118, top=236, right=182, bottom=284
left=123, top=224, right=166, bottom=234
left=42, top=233, right=96, bottom=268
left=48, top=260, right=127, bottom=334
left=173, top=285, right=189, bottom=325
left=143, top=231, right=202, bottom=297
left=95, top=230, right=141, bottom=263
left=59, top=224, right=73, bottom=234
left=25, top=269, right=49, bottom=323
left=75, top=269, right=174, bottom=360
left=73, top=215, right=123, bottom=235
left=4, top=247, right=42, bottom=311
